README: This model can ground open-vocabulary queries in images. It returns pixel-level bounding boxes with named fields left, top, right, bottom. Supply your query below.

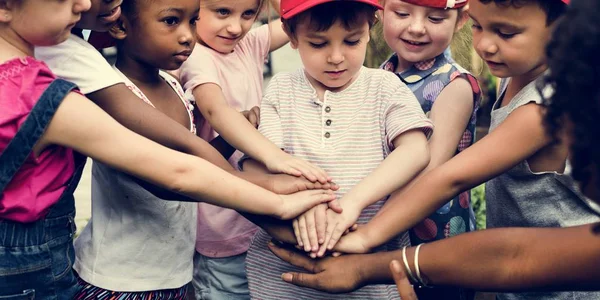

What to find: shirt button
left=324, top=132, right=331, bottom=138
left=325, top=106, right=331, bottom=113
left=325, top=119, right=332, bottom=126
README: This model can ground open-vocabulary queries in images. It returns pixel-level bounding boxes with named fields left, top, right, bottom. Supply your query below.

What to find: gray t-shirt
left=486, top=78, right=600, bottom=300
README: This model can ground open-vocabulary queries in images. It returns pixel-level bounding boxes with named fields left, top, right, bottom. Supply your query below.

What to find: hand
left=265, top=152, right=331, bottom=184
left=317, top=204, right=362, bottom=257
left=333, top=227, right=373, bottom=254
left=276, top=190, right=336, bottom=220
left=267, top=174, right=338, bottom=195
left=293, top=204, right=328, bottom=255
left=268, top=241, right=368, bottom=293
left=241, top=106, right=260, bottom=128
left=390, top=260, right=418, bottom=300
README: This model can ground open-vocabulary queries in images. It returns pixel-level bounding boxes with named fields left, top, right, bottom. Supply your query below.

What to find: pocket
left=0, top=289, right=35, bottom=300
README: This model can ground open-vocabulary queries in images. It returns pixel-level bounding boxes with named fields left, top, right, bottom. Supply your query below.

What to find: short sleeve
left=178, top=45, right=222, bottom=95
left=35, top=34, right=122, bottom=95
left=257, top=76, right=283, bottom=149
left=384, top=74, right=434, bottom=149
left=237, top=24, right=271, bottom=64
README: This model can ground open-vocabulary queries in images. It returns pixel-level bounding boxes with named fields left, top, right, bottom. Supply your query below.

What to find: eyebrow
left=468, top=13, right=522, bottom=29
left=160, top=7, right=185, bottom=14
left=305, top=29, right=365, bottom=39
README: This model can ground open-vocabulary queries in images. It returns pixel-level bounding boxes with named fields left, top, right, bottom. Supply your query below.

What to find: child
left=176, top=0, right=298, bottom=298
left=331, top=0, right=600, bottom=299
left=241, top=0, right=434, bottom=298
left=297, top=0, right=480, bottom=259
left=0, top=0, right=336, bottom=297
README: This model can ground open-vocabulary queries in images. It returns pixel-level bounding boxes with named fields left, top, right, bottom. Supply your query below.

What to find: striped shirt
left=245, top=67, right=433, bottom=299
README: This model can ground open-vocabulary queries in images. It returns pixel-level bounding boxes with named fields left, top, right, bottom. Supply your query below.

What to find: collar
left=382, top=53, right=450, bottom=84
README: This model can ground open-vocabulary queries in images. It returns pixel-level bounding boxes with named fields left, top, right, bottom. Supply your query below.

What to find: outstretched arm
left=39, top=92, right=335, bottom=219
left=270, top=224, right=600, bottom=293
left=346, top=103, right=553, bottom=251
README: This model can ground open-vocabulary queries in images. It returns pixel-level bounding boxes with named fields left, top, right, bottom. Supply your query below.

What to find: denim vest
left=0, top=79, right=84, bottom=299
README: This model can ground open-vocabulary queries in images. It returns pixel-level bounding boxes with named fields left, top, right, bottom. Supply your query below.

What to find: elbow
left=162, top=158, right=204, bottom=198
left=414, top=139, right=431, bottom=173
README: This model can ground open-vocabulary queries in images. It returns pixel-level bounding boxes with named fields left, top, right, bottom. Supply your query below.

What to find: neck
left=0, top=28, right=34, bottom=62
left=115, top=46, right=161, bottom=86
left=395, top=57, right=414, bottom=73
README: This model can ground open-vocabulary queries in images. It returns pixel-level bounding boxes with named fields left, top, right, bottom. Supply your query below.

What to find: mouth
left=325, top=70, right=346, bottom=78
left=98, top=5, right=122, bottom=24
left=485, top=60, right=505, bottom=68
left=401, top=38, right=429, bottom=47
left=174, top=50, right=192, bottom=61
left=218, top=35, right=239, bottom=42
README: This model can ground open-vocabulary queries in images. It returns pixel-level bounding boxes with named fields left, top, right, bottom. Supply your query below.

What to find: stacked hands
left=240, top=107, right=374, bottom=252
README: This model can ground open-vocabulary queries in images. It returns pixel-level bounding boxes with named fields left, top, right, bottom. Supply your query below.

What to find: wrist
left=360, top=251, right=398, bottom=286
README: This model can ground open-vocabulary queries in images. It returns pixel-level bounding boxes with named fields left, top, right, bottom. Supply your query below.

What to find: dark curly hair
left=539, top=0, right=600, bottom=190
left=478, top=0, right=567, bottom=25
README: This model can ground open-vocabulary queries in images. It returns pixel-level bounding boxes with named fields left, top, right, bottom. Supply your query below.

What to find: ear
left=0, top=0, right=14, bottom=23
left=109, top=17, right=128, bottom=40
left=455, top=6, right=470, bottom=33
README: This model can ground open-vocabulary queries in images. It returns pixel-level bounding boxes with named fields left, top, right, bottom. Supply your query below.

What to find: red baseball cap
left=402, top=0, right=467, bottom=9
left=281, top=0, right=384, bottom=19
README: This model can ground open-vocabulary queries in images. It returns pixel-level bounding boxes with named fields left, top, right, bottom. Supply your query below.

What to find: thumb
left=390, top=260, right=418, bottom=300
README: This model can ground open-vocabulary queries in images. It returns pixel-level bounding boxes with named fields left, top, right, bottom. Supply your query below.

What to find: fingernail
left=282, top=273, right=292, bottom=282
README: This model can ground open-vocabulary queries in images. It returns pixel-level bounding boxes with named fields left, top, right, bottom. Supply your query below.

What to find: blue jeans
left=0, top=79, right=83, bottom=299
left=192, top=252, right=250, bottom=300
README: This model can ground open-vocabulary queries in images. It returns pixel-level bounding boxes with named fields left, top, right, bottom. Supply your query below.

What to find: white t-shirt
left=73, top=69, right=197, bottom=291
left=35, top=34, right=123, bottom=94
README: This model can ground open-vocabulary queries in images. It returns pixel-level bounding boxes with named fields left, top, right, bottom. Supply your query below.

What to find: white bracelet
left=401, top=246, right=418, bottom=284
left=414, top=244, right=431, bottom=287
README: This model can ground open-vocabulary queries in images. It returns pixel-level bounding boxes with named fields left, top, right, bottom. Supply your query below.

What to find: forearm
left=363, top=168, right=462, bottom=247
left=341, top=134, right=429, bottom=210
left=87, top=85, right=235, bottom=172
left=203, top=104, right=281, bottom=164
left=210, top=135, right=237, bottom=160
left=410, top=224, right=600, bottom=291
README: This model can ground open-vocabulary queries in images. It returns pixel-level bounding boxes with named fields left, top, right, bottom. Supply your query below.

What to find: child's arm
left=316, top=129, right=430, bottom=256
left=268, top=223, right=600, bottom=293
left=341, top=102, right=553, bottom=251
left=267, top=0, right=289, bottom=52
left=38, top=91, right=335, bottom=219
left=192, top=83, right=330, bottom=183
left=335, top=78, right=475, bottom=253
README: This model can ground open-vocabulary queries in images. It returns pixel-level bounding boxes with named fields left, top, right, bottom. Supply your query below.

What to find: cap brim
left=282, top=0, right=384, bottom=19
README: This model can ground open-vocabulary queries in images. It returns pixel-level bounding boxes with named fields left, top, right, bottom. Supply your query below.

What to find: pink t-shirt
left=0, top=57, right=75, bottom=223
left=178, top=25, right=271, bottom=257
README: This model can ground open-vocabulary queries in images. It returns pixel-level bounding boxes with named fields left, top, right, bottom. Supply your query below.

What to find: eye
left=428, top=16, right=445, bottom=23
left=471, top=23, right=482, bottom=31
left=497, top=30, right=517, bottom=39
left=191, top=16, right=199, bottom=25
left=163, top=16, right=179, bottom=26
left=216, top=8, right=230, bottom=16
left=395, top=11, right=409, bottom=18
left=309, top=42, right=327, bottom=48
left=242, top=10, right=257, bottom=19
left=345, top=39, right=361, bottom=46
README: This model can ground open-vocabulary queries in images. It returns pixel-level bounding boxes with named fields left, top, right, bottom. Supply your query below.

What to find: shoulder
left=509, top=78, right=546, bottom=112
left=1, top=57, right=61, bottom=111
left=360, top=68, right=411, bottom=97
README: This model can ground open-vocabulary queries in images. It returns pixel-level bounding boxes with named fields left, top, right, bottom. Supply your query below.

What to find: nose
left=75, top=0, right=92, bottom=13
left=407, top=17, right=426, bottom=36
left=179, top=24, right=195, bottom=46
left=474, top=32, right=498, bottom=57
left=226, top=19, right=242, bottom=36
left=327, top=46, right=344, bottom=65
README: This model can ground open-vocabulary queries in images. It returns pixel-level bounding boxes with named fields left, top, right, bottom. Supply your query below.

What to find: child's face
left=291, top=20, right=370, bottom=94
left=382, top=0, right=462, bottom=67
left=196, top=0, right=260, bottom=54
left=76, top=0, right=122, bottom=32
left=118, top=0, right=199, bottom=70
left=469, top=0, right=554, bottom=79
left=3, top=0, right=90, bottom=48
